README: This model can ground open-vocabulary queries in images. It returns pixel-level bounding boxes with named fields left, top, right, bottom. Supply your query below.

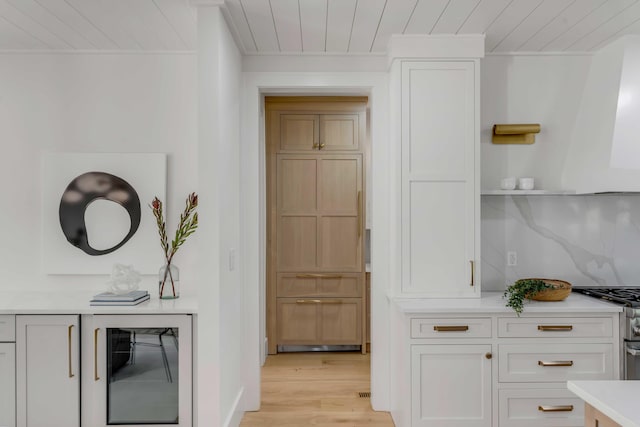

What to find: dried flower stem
left=151, top=193, right=198, bottom=297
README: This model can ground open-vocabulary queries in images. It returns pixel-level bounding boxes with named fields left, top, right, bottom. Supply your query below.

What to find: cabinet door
left=401, top=61, right=478, bottom=297
left=279, top=114, right=319, bottom=151
left=319, top=113, right=362, bottom=151
left=411, top=344, right=491, bottom=427
left=16, top=315, right=79, bottom=427
left=86, top=314, right=192, bottom=427
left=0, top=343, right=15, bottom=427
left=277, top=154, right=363, bottom=272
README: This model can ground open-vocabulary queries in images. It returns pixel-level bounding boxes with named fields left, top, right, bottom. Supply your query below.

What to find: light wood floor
left=239, top=352, right=395, bottom=427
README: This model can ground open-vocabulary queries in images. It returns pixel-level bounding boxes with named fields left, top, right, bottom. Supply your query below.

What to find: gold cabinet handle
left=538, top=325, right=573, bottom=331
left=94, top=328, right=100, bottom=381
left=295, top=274, right=343, bottom=279
left=470, top=260, right=475, bottom=287
left=313, top=142, right=319, bottom=149
left=433, top=325, right=469, bottom=332
left=296, top=299, right=344, bottom=304
left=357, top=191, right=362, bottom=238
left=68, top=325, right=74, bottom=378
left=319, top=143, right=325, bottom=150
left=538, top=405, right=574, bottom=412
left=538, top=360, right=573, bottom=367
left=485, top=352, right=492, bottom=360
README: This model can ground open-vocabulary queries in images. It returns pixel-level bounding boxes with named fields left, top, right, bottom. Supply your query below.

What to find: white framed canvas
left=42, top=153, right=166, bottom=274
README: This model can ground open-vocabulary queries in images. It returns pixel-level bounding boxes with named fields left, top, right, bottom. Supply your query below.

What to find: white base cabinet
left=16, top=315, right=79, bottom=427
left=412, top=344, right=492, bottom=427
left=391, top=310, right=620, bottom=427
left=0, top=343, right=15, bottom=427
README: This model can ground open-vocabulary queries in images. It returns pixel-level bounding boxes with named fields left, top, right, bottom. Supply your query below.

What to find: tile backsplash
left=482, top=194, right=640, bottom=291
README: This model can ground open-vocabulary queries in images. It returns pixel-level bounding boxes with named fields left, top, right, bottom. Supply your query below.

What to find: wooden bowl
left=526, top=278, right=572, bottom=301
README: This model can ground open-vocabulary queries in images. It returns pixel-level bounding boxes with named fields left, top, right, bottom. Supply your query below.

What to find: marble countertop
left=0, top=291, right=197, bottom=314
left=392, top=291, right=622, bottom=314
left=568, top=381, right=640, bottom=427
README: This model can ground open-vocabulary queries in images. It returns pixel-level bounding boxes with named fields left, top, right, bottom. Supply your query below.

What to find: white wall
left=0, top=52, right=197, bottom=292
left=481, top=54, right=592, bottom=192
left=196, top=6, right=244, bottom=427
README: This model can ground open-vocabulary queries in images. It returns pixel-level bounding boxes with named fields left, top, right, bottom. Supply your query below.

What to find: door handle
left=94, top=328, right=100, bottom=381
left=469, top=260, right=475, bottom=287
left=357, top=191, right=362, bottom=238
left=68, top=325, right=74, bottom=378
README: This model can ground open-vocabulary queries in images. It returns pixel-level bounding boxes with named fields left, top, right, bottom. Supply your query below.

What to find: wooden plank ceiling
left=2, top=0, right=640, bottom=53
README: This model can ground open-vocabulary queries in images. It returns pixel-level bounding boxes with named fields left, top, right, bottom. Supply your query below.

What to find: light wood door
left=16, top=315, right=79, bottom=427
left=0, top=343, right=15, bottom=427
left=411, top=344, right=492, bottom=427
left=277, top=154, right=363, bottom=272
left=277, top=298, right=362, bottom=345
left=279, top=114, right=319, bottom=151
left=319, top=114, right=362, bottom=151
left=401, top=60, right=478, bottom=297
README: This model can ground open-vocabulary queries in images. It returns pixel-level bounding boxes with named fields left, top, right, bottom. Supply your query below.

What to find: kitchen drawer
left=498, top=317, right=613, bottom=338
left=277, top=273, right=362, bottom=297
left=0, top=315, right=15, bottom=342
left=499, top=388, right=584, bottom=426
left=277, top=297, right=362, bottom=345
left=411, top=318, right=491, bottom=339
left=498, top=343, right=613, bottom=383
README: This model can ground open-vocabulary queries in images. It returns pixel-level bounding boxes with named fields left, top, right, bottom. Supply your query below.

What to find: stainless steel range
left=573, top=287, right=640, bottom=380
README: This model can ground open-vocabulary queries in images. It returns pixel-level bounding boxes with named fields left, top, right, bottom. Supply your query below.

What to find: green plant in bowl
left=503, top=278, right=553, bottom=316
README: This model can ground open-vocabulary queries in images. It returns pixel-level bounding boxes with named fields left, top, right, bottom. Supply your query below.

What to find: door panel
left=319, top=299, right=361, bottom=343
left=319, top=158, right=359, bottom=212
left=277, top=300, right=319, bottom=343
left=320, top=216, right=360, bottom=270
left=320, top=114, right=360, bottom=151
left=0, top=343, right=15, bottom=427
left=279, top=158, right=317, bottom=212
left=278, top=216, right=318, bottom=270
left=277, top=273, right=361, bottom=297
left=280, top=114, right=318, bottom=151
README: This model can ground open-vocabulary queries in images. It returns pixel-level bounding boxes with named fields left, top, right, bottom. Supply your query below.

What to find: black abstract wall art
left=59, top=171, right=141, bottom=256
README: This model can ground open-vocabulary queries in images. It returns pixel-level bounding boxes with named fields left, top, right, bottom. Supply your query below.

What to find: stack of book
left=90, top=290, right=150, bottom=306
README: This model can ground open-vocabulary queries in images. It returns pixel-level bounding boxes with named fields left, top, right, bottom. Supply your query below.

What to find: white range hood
left=563, top=36, right=640, bottom=193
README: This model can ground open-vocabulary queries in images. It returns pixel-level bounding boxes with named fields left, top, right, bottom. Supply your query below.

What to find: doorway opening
left=239, top=95, right=387, bottom=425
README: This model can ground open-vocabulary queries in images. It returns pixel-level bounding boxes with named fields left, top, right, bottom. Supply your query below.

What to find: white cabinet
left=400, top=60, right=480, bottom=297
left=16, top=315, right=79, bottom=427
left=0, top=343, right=15, bottom=427
left=411, top=344, right=492, bottom=427
left=81, top=314, right=192, bottom=427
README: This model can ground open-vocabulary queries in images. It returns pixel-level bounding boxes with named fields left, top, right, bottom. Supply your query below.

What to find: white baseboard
left=223, top=387, right=245, bottom=427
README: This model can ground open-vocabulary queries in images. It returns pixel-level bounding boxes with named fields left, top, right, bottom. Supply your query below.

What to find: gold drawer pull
left=470, top=260, right=475, bottom=287
left=433, top=325, right=469, bottom=332
left=538, top=405, right=574, bottom=412
left=296, top=274, right=343, bottom=279
left=94, top=328, right=100, bottom=381
left=538, top=325, right=573, bottom=331
left=296, top=299, right=343, bottom=304
left=538, top=360, right=573, bottom=367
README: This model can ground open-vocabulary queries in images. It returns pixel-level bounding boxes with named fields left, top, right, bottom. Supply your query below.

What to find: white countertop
left=568, top=381, right=640, bottom=427
left=392, top=291, right=622, bottom=314
left=0, top=291, right=198, bottom=314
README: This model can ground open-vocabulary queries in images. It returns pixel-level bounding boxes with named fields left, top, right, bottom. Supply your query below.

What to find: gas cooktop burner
left=573, top=287, right=640, bottom=307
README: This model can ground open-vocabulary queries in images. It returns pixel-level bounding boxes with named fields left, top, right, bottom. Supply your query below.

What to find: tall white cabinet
left=16, top=315, right=80, bottom=427
left=392, top=35, right=483, bottom=298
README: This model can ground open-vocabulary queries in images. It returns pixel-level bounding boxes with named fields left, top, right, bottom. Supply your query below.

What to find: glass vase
left=158, top=263, right=180, bottom=299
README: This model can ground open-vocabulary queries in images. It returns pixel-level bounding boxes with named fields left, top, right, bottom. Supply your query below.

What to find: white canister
left=518, top=177, right=535, bottom=190
left=500, top=177, right=516, bottom=190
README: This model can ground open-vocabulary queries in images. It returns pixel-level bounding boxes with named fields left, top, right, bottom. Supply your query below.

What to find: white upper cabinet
left=400, top=60, right=480, bottom=297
